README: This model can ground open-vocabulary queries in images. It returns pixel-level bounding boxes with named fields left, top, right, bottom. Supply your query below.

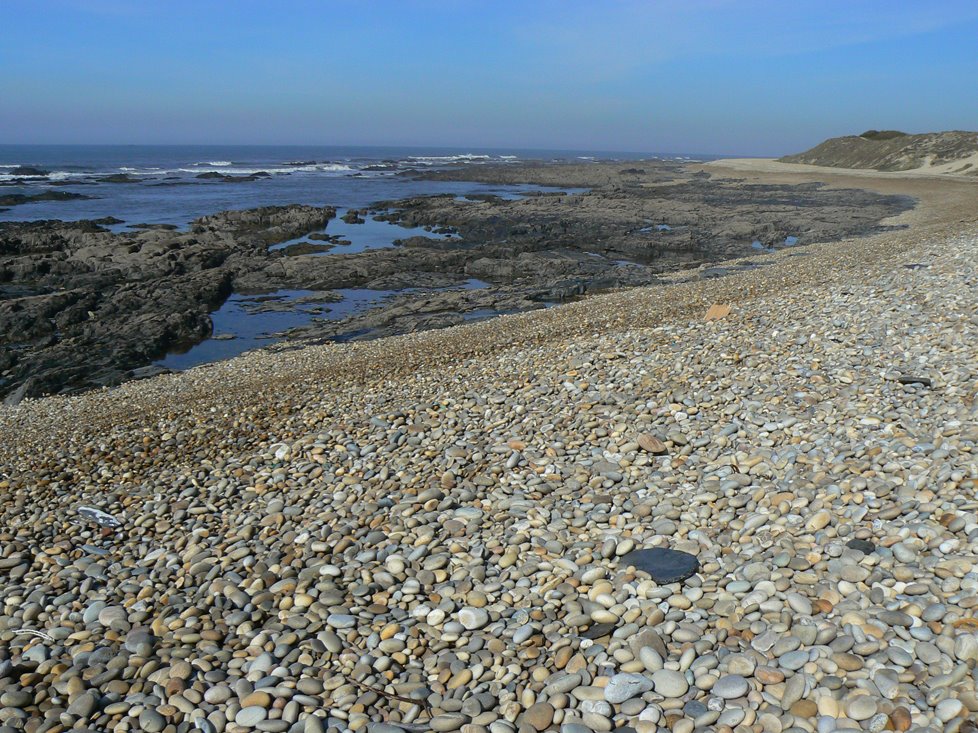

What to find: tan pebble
left=890, top=706, right=912, bottom=731
left=467, top=591, right=488, bottom=607
left=817, top=696, right=840, bottom=717
left=241, top=691, right=272, bottom=707
left=638, top=434, right=667, bottom=454
left=833, top=653, right=864, bottom=671
left=791, top=700, right=817, bottom=718
left=447, top=670, right=473, bottom=690
left=754, top=667, right=784, bottom=685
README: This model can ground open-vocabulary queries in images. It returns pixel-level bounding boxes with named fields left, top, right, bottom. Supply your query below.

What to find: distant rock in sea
left=0, top=191, right=92, bottom=207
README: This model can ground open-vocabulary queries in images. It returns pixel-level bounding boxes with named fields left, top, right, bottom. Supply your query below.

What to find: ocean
left=0, top=144, right=692, bottom=227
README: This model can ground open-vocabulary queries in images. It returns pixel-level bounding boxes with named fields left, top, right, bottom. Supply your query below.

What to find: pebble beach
left=1, top=163, right=977, bottom=733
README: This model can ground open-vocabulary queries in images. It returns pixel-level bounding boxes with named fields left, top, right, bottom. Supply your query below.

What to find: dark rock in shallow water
left=846, top=539, right=876, bottom=554
left=196, top=171, right=271, bottom=182
left=341, top=209, right=366, bottom=224
left=10, top=166, right=49, bottom=176
left=128, top=223, right=178, bottom=231
left=279, top=242, right=334, bottom=256
left=0, top=191, right=92, bottom=206
left=96, top=174, right=142, bottom=183
left=619, top=548, right=699, bottom=583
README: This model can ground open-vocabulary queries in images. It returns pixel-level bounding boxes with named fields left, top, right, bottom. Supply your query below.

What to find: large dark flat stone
left=619, top=548, right=699, bottom=583
left=846, top=539, right=876, bottom=554
left=582, top=622, right=616, bottom=640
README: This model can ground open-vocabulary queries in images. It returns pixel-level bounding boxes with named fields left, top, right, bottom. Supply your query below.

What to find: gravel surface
left=0, top=165, right=977, bottom=733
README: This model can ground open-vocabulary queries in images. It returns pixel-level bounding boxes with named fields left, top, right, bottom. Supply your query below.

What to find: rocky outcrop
left=780, top=130, right=978, bottom=175
left=8, top=166, right=49, bottom=177
left=378, top=173, right=912, bottom=270
left=192, top=204, right=333, bottom=243
left=0, top=206, right=334, bottom=402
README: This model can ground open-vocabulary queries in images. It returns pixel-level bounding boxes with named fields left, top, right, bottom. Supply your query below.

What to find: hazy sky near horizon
left=3, top=0, right=978, bottom=155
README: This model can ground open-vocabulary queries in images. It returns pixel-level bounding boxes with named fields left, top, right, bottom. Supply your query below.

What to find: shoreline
left=1, top=162, right=974, bottom=450
left=1, top=163, right=977, bottom=732
left=0, top=159, right=916, bottom=402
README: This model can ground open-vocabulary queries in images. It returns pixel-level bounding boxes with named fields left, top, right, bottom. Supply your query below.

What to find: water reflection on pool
left=270, top=209, right=456, bottom=255
left=157, top=278, right=491, bottom=370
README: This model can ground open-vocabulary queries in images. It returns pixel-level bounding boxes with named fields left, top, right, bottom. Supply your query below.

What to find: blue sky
left=2, top=0, right=977, bottom=155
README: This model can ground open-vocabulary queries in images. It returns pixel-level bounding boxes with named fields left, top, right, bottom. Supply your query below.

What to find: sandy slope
left=707, top=156, right=978, bottom=186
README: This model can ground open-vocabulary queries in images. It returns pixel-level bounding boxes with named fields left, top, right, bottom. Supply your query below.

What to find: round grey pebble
left=712, top=675, right=749, bottom=699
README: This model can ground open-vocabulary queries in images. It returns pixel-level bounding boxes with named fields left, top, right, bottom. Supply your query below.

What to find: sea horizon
left=0, top=141, right=740, bottom=159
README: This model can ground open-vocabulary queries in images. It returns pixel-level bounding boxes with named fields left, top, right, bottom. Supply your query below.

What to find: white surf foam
left=0, top=170, right=75, bottom=182
left=406, top=154, right=493, bottom=166
left=175, top=163, right=354, bottom=176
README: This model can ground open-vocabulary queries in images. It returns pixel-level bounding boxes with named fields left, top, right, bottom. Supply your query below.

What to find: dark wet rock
left=279, top=242, right=334, bottom=256
left=128, top=223, right=179, bottom=230
left=196, top=171, right=271, bottom=183
left=341, top=209, right=367, bottom=224
left=0, top=206, right=332, bottom=400
left=619, top=548, right=700, bottom=583
left=0, top=191, right=92, bottom=207
left=394, top=234, right=454, bottom=249
left=9, top=166, right=49, bottom=177
left=192, top=204, right=333, bottom=242
left=96, top=174, right=142, bottom=183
